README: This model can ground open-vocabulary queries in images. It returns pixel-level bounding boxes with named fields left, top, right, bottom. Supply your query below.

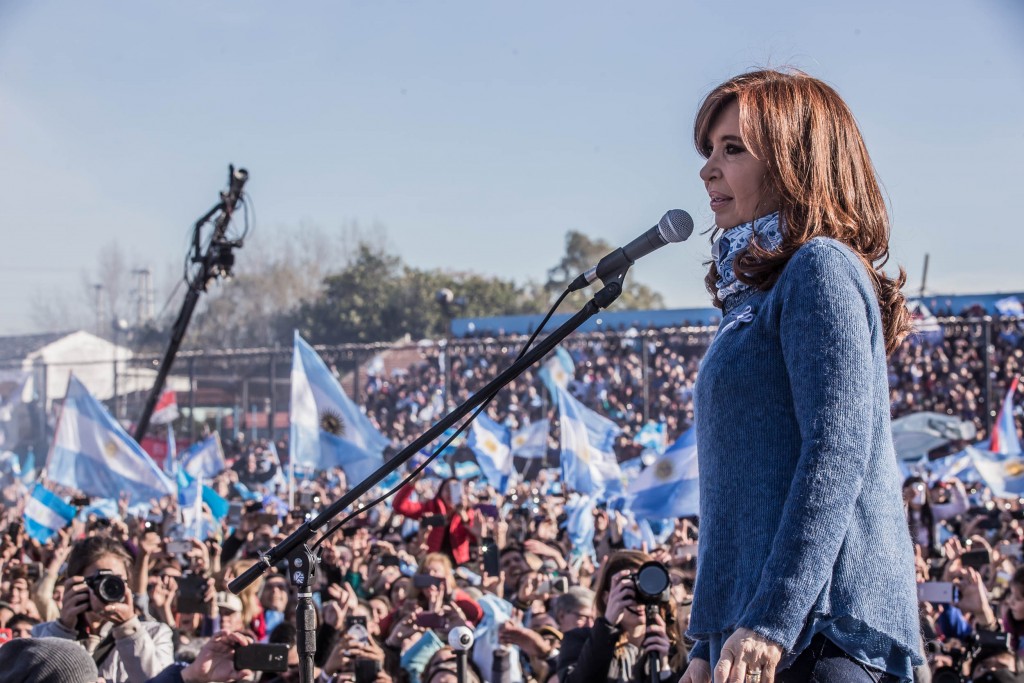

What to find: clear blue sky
left=1, top=0, right=1022, bottom=335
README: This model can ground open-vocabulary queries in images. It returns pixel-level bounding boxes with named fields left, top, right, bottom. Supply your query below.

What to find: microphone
left=567, top=210, right=693, bottom=292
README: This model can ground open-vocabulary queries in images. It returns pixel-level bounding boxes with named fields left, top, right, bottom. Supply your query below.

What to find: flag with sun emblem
left=553, top=383, right=623, bottom=499
left=626, top=427, right=699, bottom=520
left=511, top=419, right=549, bottom=460
left=538, top=346, right=575, bottom=397
left=290, top=332, right=389, bottom=485
left=46, top=375, right=175, bottom=505
left=466, top=414, right=512, bottom=490
left=969, top=444, right=1024, bottom=496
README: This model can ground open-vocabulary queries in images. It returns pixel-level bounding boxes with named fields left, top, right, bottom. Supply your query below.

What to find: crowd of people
left=0, top=308, right=1021, bottom=683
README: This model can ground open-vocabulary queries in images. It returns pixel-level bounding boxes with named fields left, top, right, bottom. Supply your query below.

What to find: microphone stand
left=229, top=279, right=626, bottom=683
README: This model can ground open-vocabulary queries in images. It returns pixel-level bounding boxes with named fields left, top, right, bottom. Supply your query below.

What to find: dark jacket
left=557, top=618, right=680, bottom=683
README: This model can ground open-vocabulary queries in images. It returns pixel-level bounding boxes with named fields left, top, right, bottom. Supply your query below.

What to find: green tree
left=292, top=242, right=548, bottom=344
left=544, top=230, right=666, bottom=310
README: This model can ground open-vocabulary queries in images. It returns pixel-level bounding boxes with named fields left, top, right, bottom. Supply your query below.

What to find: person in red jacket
left=393, top=477, right=478, bottom=566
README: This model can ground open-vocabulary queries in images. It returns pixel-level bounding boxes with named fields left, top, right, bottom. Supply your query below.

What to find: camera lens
left=634, top=562, right=671, bottom=603
left=87, top=572, right=126, bottom=604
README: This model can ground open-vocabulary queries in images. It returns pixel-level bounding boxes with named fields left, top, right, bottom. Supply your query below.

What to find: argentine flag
left=563, top=493, right=596, bottom=559
left=554, top=384, right=623, bottom=498
left=538, top=346, right=575, bottom=396
left=24, top=484, right=76, bottom=543
left=467, top=415, right=512, bottom=490
left=990, top=377, right=1021, bottom=456
left=969, top=445, right=1024, bottom=496
left=627, top=427, right=700, bottom=520
left=180, top=433, right=226, bottom=478
left=47, top=375, right=175, bottom=504
left=511, top=420, right=549, bottom=460
left=290, top=332, right=389, bottom=485
left=634, top=420, right=668, bottom=455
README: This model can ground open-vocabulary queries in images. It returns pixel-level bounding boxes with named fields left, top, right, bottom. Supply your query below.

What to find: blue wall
left=450, top=292, right=1024, bottom=337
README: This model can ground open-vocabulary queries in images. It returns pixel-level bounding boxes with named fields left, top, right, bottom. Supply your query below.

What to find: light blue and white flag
left=563, top=493, right=596, bottom=559
left=180, top=433, right=225, bottom=479
left=467, top=415, right=512, bottom=490
left=24, top=483, right=76, bottom=543
left=969, top=445, right=1024, bottom=496
left=472, top=594, right=525, bottom=683
left=554, top=384, right=623, bottom=499
left=0, top=450, right=22, bottom=486
left=453, top=460, right=482, bottom=480
left=511, top=419, right=549, bottom=460
left=290, top=332, right=389, bottom=485
left=538, top=346, right=575, bottom=396
left=627, top=427, right=700, bottom=520
left=995, top=296, right=1024, bottom=317
left=634, top=420, right=668, bottom=455
left=265, top=440, right=288, bottom=496
left=163, top=424, right=178, bottom=477
left=47, top=375, right=175, bottom=504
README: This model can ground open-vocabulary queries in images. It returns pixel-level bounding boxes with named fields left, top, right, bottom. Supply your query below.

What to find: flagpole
left=230, top=279, right=626, bottom=597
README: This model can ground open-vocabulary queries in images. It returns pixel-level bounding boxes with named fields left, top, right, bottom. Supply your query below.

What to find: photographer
left=32, top=534, right=174, bottom=682
left=557, top=550, right=685, bottom=683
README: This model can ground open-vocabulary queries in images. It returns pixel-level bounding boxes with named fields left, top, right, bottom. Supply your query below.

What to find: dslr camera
left=629, top=561, right=671, bottom=605
left=84, top=569, right=126, bottom=604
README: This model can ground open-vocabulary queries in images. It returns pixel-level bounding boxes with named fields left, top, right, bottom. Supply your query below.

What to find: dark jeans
left=776, top=634, right=901, bottom=683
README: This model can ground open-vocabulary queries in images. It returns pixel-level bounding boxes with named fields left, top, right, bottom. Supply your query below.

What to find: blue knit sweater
left=687, top=237, right=924, bottom=680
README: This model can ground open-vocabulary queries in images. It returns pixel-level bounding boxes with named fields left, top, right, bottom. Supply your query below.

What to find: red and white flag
left=151, top=389, right=180, bottom=425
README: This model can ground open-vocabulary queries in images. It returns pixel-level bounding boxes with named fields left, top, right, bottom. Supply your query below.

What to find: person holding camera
left=32, top=535, right=174, bottom=682
left=557, top=550, right=685, bottom=683
left=680, top=69, right=923, bottom=683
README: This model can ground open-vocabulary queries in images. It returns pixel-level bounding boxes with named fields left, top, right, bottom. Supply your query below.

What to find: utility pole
left=919, top=254, right=930, bottom=299
left=132, top=267, right=154, bottom=325
left=93, top=284, right=104, bottom=336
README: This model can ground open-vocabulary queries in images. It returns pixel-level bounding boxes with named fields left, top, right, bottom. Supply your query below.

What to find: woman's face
left=1009, top=582, right=1024, bottom=620
left=699, top=99, right=777, bottom=231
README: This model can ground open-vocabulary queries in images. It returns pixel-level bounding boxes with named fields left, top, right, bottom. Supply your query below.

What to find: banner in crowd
left=290, top=331, right=389, bottom=486
left=47, top=374, right=175, bottom=504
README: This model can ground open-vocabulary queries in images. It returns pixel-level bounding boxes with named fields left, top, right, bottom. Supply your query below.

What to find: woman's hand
left=642, top=611, right=672, bottom=661
left=679, top=658, right=712, bottom=683
left=603, top=570, right=635, bottom=626
left=715, top=628, right=783, bottom=683
left=58, top=576, right=92, bottom=631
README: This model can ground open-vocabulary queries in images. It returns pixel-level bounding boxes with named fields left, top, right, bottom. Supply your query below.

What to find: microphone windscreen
left=659, top=210, right=694, bottom=243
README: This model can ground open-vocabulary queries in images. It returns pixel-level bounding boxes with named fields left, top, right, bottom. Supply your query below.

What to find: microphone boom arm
left=229, top=280, right=626, bottom=595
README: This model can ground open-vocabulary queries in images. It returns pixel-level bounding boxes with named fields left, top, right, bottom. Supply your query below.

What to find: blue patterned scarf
left=712, top=211, right=784, bottom=302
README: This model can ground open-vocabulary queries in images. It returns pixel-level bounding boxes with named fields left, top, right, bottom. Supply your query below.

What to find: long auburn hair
left=695, top=68, right=911, bottom=356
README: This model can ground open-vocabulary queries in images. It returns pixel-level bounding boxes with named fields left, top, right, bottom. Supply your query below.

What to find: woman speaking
left=680, top=70, right=924, bottom=683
